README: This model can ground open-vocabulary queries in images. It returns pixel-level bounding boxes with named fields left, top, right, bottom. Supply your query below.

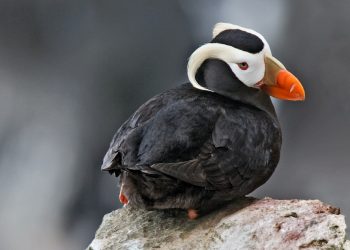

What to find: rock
left=87, top=197, right=349, bottom=250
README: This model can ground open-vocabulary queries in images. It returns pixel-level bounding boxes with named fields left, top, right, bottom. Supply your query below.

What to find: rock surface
left=87, top=197, right=349, bottom=250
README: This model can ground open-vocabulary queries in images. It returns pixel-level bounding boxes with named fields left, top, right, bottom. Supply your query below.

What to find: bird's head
left=187, top=23, right=305, bottom=101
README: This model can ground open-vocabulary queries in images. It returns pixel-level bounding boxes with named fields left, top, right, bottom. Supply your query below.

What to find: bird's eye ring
left=237, top=62, right=249, bottom=70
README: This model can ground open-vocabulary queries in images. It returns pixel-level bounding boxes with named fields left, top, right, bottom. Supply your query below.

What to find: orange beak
left=260, top=55, right=305, bottom=101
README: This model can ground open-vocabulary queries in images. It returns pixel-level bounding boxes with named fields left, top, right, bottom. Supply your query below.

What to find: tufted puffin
left=101, top=23, right=305, bottom=219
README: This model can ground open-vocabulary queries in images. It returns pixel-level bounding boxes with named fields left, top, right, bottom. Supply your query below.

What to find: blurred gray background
left=0, top=0, right=349, bottom=249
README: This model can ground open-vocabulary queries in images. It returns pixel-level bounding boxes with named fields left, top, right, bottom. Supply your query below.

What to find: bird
left=101, top=23, right=305, bottom=219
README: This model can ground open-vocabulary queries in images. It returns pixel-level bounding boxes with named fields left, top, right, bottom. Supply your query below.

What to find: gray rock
left=87, top=197, right=349, bottom=250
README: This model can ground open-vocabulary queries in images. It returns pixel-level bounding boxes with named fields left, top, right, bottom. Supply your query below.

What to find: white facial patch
left=228, top=51, right=266, bottom=87
left=187, top=23, right=272, bottom=91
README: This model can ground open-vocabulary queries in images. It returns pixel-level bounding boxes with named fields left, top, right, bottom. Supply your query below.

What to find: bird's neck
left=195, top=59, right=279, bottom=123
left=217, top=86, right=279, bottom=124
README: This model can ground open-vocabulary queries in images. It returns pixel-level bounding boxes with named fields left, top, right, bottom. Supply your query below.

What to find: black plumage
left=102, top=56, right=282, bottom=215
left=211, top=29, right=264, bottom=54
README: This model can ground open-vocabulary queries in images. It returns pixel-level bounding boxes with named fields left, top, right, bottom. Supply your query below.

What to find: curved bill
left=261, top=55, right=305, bottom=101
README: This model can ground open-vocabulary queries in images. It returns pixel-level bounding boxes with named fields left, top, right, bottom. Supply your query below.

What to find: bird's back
left=102, top=83, right=280, bottom=176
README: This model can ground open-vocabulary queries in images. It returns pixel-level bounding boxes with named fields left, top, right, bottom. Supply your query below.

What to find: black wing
left=150, top=106, right=281, bottom=191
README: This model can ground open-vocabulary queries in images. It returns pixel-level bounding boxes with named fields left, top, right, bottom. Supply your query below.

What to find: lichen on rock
left=87, top=197, right=349, bottom=250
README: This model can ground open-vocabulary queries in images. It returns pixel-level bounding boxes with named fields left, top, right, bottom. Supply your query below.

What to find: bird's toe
left=187, top=209, right=199, bottom=220
left=119, top=192, right=129, bottom=205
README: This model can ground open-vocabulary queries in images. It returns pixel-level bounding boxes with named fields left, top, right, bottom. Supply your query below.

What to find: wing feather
left=149, top=108, right=281, bottom=191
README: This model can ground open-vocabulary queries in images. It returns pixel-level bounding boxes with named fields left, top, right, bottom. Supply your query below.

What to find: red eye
left=238, top=62, right=249, bottom=70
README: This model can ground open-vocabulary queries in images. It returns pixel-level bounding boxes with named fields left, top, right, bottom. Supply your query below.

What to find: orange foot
left=119, top=192, right=129, bottom=205
left=187, top=209, right=199, bottom=220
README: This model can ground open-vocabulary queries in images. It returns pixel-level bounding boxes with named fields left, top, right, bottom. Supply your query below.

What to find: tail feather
left=101, top=150, right=122, bottom=176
